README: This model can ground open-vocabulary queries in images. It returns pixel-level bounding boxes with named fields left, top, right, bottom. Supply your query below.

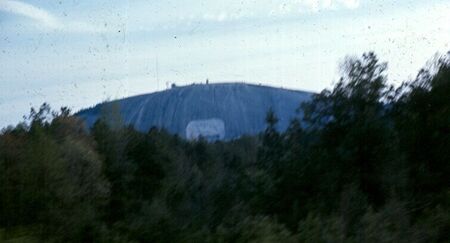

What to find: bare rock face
left=186, top=118, right=225, bottom=141
left=76, top=83, right=313, bottom=140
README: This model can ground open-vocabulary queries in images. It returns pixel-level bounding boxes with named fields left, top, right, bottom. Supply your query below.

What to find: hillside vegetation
left=1, top=52, right=449, bottom=242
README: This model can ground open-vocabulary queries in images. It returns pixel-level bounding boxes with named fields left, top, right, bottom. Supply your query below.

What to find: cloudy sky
left=0, top=0, right=449, bottom=127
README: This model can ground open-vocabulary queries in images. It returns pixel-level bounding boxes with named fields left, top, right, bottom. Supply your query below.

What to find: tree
left=258, top=108, right=282, bottom=172
left=393, top=52, right=450, bottom=207
left=0, top=105, right=110, bottom=242
left=301, top=52, right=402, bottom=207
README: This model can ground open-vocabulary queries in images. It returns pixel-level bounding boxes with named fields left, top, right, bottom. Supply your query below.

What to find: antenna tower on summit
left=155, top=56, right=160, bottom=90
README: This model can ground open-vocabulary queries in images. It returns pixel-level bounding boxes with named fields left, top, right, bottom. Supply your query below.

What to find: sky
left=0, top=0, right=449, bottom=128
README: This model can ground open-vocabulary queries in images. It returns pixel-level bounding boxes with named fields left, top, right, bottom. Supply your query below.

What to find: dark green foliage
left=0, top=105, right=109, bottom=242
left=1, top=52, right=449, bottom=242
left=393, top=54, right=450, bottom=208
left=300, top=52, right=401, bottom=208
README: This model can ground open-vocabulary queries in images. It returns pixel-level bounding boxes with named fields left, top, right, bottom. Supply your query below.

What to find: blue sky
left=0, top=0, right=449, bottom=127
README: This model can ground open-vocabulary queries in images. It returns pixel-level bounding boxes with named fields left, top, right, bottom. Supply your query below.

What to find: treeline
left=1, top=52, right=449, bottom=242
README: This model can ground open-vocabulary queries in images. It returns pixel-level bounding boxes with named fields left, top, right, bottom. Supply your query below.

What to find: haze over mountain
left=77, top=83, right=313, bottom=140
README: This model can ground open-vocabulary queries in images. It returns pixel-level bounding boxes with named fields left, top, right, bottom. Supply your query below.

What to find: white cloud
left=202, top=12, right=233, bottom=22
left=0, top=0, right=61, bottom=29
left=0, top=0, right=108, bottom=33
left=339, top=0, right=360, bottom=9
left=120, top=0, right=362, bottom=32
left=295, top=0, right=360, bottom=13
left=268, top=0, right=360, bottom=16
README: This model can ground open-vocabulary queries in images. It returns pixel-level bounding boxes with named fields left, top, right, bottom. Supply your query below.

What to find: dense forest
left=1, top=52, right=449, bottom=242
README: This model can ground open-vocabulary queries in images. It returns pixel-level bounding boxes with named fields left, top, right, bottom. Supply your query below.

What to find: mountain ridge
left=76, top=82, right=314, bottom=139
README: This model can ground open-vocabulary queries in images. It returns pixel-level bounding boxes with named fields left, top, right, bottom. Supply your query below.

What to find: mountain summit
left=77, top=83, right=313, bottom=140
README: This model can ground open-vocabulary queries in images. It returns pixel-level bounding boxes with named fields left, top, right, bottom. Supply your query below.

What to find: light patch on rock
left=186, top=118, right=225, bottom=141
